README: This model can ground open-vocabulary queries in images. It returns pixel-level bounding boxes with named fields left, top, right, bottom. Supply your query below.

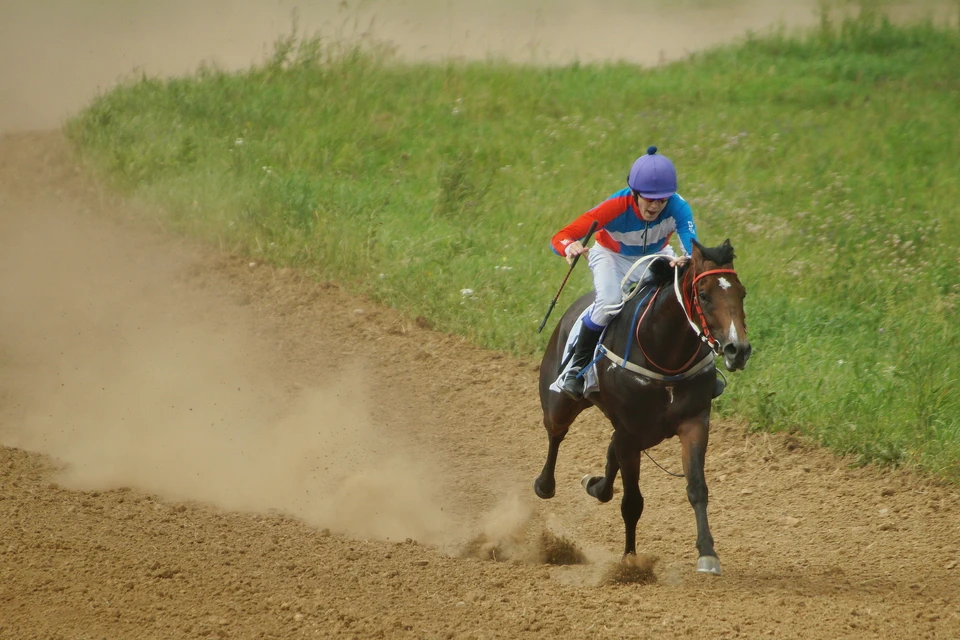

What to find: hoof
left=696, top=555, right=722, bottom=575
left=581, top=474, right=609, bottom=501
left=533, top=478, right=555, bottom=500
left=581, top=474, right=602, bottom=492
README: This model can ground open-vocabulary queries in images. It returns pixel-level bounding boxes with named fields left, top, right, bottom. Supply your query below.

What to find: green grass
left=65, top=8, right=960, bottom=481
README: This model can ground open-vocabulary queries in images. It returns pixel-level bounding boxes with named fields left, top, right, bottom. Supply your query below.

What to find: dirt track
left=1, top=132, right=959, bottom=639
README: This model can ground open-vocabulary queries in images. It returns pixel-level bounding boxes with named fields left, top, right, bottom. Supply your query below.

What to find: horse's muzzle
left=722, top=340, right=752, bottom=371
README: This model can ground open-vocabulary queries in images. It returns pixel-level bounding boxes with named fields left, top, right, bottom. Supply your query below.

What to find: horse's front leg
left=616, top=434, right=644, bottom=557
left=583, top=432, right=642, bottom=555
left=677, top=417, right=721, bottom=575
left=582, top=433, right=619, bottom=503
left=580, top=431, right=643, bottom=557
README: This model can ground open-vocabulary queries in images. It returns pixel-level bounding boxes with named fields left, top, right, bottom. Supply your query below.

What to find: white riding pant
left=585, top=244, right=676, bottom=328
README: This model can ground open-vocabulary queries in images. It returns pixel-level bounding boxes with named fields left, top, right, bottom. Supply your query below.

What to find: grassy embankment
left=66, top=10, right=960, bottom=480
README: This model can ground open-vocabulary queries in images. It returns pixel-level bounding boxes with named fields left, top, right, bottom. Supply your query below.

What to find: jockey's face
left=636, top=194, right=667, bottom=222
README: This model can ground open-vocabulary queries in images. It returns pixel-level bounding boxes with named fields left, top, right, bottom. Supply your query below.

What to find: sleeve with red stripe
left=550, top=195, right=632, bottom=256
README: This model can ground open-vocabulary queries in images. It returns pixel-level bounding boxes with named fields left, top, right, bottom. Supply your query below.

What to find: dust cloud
left=0, top=185, right=451, bottom=543
left=5, top=0, right=952, bottom=134
left=0, top=0, right=954, bottom=546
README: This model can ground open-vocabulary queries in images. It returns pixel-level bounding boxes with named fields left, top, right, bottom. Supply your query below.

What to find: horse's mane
left=647, top=256, right=677, bottom=287
left=645, top=241, right=736, bottom=287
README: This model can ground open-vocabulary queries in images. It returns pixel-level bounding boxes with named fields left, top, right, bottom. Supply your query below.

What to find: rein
left=635, top=285, right=702, bottom=374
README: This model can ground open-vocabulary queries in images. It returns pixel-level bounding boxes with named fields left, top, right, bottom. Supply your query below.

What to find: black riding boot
left=559, top=325, right=603, bottom=400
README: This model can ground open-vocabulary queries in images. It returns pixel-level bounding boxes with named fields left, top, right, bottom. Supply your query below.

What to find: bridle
left=676, top=265, right=739, bottom=355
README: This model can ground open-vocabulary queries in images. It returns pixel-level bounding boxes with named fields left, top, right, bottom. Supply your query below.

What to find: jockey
left=550, top=146, right=698, bottom=400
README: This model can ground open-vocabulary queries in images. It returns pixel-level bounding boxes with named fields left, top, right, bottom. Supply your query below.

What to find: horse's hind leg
left=534, top=420, right=565, bottom=500
left=535, top=319, right=592, bottom=500
left=582, top=435, right=619, bottom=503
left=534, top=393, right=590, bottom=499
left=678, top=417, right=721, bottom=575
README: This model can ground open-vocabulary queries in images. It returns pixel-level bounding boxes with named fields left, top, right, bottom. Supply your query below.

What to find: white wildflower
left=460, top=288, right=474, bottom=297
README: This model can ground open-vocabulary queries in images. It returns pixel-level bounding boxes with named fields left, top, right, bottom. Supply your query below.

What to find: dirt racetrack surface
left=1, top=133, right=959, bottom=640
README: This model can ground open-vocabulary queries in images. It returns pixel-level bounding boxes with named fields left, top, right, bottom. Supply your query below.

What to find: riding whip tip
left=647, top=145, right=658, bottom=155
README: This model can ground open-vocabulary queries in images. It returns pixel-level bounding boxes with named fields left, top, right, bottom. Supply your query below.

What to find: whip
left=537, top=221, right=598, bottom=333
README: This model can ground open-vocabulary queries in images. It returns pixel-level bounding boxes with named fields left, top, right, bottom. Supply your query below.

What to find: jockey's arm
left=551, top=195, right=631, bottom=263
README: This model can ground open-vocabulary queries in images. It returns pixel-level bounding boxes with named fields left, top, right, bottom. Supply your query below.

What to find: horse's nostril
left=723, top=343, right=738, bottom=358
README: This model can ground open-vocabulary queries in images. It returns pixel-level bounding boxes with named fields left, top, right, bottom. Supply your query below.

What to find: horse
left=534, top=238, right=751, bottom=575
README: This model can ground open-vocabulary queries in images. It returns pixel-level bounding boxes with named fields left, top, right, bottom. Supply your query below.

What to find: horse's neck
left=625, top=279, right=704, bottom=369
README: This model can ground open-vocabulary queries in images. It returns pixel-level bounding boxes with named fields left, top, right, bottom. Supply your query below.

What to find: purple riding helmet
left=627, top=146, right=677, bottom=199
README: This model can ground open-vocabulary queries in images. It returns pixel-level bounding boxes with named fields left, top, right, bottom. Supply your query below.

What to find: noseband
left=676, top=265, right=739, bottom=355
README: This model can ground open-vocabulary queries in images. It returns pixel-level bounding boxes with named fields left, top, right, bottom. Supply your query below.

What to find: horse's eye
left=698, top=290, right=709, bottom=304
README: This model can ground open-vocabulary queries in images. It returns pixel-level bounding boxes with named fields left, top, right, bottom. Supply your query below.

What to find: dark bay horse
left=535, top=239, right=751, bottom=575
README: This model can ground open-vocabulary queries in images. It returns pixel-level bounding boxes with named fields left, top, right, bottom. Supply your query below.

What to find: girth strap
left=600, top=346, right=715, bottom=382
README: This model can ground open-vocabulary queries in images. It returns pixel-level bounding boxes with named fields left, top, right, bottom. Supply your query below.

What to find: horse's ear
left=721, top=238, right=736, bottom=265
